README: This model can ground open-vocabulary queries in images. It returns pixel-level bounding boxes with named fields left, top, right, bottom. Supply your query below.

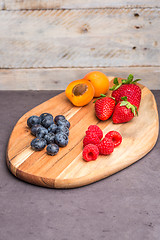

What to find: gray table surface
left=0, top=90, right=160, bottom=240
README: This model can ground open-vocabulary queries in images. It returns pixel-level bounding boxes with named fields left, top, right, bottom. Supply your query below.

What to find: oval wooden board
left=7, top=77, right=159, bottom=188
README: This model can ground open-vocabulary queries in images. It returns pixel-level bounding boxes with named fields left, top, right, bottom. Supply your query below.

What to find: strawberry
left=112, top=96, right=138, bottom=124
left=110, top=74, right=141, bottom=109
left=94, top=94, right=115, bottom=121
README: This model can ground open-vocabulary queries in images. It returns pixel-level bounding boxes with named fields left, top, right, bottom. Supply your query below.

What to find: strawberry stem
left=109, top=74, right=141, bottom=91
left=93, top=94, right=106, bottom=103
left=93, top=94, right=115, bottom=103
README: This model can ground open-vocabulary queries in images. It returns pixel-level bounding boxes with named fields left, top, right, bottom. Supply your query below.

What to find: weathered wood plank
left=2, top=0, right=160, bottom=10
left=0, top=9, right=159, bottom=68
left=0, top=0, right=4, bottom=10
left=0, top=67, right=159, bottom=90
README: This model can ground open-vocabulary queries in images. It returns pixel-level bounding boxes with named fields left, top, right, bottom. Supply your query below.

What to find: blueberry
left=31, top=138, right=47, bottom=151
left=56, top=126, right=69, bottom=136
left=31, top=124, right=42, bottom=136
left=40, top=113, right=53, bottom=121
left=41, top=118, right=54, bottom=129
left=44, top=133, right=55, bottom=144
left=54, top=115, right=66, bottom=124
left=55, top=133, right=68, bottom=147
left=36, top=127, right=48, bottom=138
left=48, top=123, right=58, bottom=133
left=27, top=115, right=41, bottom=128
left=56, top=119, right=70, bottom=129
left=46, top=144, right=59, bottom=156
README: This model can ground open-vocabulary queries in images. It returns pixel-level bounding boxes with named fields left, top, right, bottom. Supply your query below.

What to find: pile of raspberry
left=82, top=125, right=122, bottom=162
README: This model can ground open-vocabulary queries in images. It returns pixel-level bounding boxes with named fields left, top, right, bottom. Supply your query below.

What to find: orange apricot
left=83, top=71, right=109, bottom=97
left=65, top=79, right=95, bottom=107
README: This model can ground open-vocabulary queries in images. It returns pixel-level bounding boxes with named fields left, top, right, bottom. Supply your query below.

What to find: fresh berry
left=27, top=115, right=41, bottom=128
left=36, top=127, right=48, bottom=138
left=48, top=123, right=58, bottom=133
left=56, top=125, right=69, bottom=136
left=44, top=133, right=55, bottom=144
left=98, top=138, right=114, bottom=155
left=110, top=75, right=141, bottom=109
left=94, top=95, right=115, bottom=121
left=41, top=117, right=54, bottom=129
left=55, top=133, right=68, bottom=147
left=31, top=124, right=42, bottom=136
left=112, top=96, right=138, bottom=124
left=46, top=144, right=59, bottom=156
left=31, top=138, right=47, bottom=151
left=86, top=125, right=103, bottom=140
left=40, top=113, right=53, bottom=121
left=82, top=144, right=99, bottom=161
left=54, top=115, right=66, bottom=123
left=83, top=132, right=100, bottom=147
left=105, top=131, right=122, bottom=147
left=56, top=119, right=70, bottom=129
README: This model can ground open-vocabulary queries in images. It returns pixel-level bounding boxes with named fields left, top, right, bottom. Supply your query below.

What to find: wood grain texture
left=2, top=0, right=160, bottom=10
left=0, top=67, right=159, bottom=90
left=0, top=9, right=159, bottom=68
left=6, top=77, right=159, bottom=188
left=0, top=0, right=5, bottom=10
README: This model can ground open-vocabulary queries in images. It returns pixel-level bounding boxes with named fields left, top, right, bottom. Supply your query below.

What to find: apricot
left=83, top=71, right=109, bottom=97
left=65, top=79, right=95, bottom=107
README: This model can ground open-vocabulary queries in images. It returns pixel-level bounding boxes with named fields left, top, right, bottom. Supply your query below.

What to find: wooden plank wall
left=0, top=0, right=160, bottom=90
left=1, top=1, right=160, bottom=9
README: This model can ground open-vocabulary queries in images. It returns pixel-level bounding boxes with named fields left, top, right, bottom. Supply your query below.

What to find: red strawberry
left=110, top=74, right=141, bottom=109
left=94, top=95, right=115, bottom=121
left=112, top=96, right=138, bottom=124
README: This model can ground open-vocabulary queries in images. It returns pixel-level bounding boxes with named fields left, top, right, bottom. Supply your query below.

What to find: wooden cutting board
left=6, top=77, right=159, bottom=188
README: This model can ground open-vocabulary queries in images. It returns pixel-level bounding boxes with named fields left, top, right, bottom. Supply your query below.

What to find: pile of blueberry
left=27, top=113, right=70, bottom=156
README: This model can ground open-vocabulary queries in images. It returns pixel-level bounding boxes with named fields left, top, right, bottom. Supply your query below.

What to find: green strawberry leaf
left=130, top=105, right=136, bottom=115
left=110, top=96, right=115, bottom=100
left=120, top=101, right=127, bottom=106
left=119, top=96, right=138, bottom=116
left=113, top=83, right=122, bottom=91
left=126, top=103, right=132, bottom=109
left=133, top=79, right=141, bottom=83
left=109, top=86, right=115, bottom=91
left=109, top=85, right=118, bottom=91
left=127, top=74, right=134, bottom=82
left=93, top=94, right=106, bottom=103
left=121, top=96, right=128, bottom=101
left=109, top=77, right=120, bottom=90
left=113, top=77, right=119, bottom=85
left=121, top=79, right=127, bottom=84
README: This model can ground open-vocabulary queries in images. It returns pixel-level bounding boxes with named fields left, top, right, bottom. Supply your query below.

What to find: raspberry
left=86, top=125, right=103, bottom=140
left=83, top=132, right=101, bottom=147
left=83, top=144, right=99, bottom=161
left=105, top=131, right=122, bottom=148
left=98, top=138, right=114, bottom=155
